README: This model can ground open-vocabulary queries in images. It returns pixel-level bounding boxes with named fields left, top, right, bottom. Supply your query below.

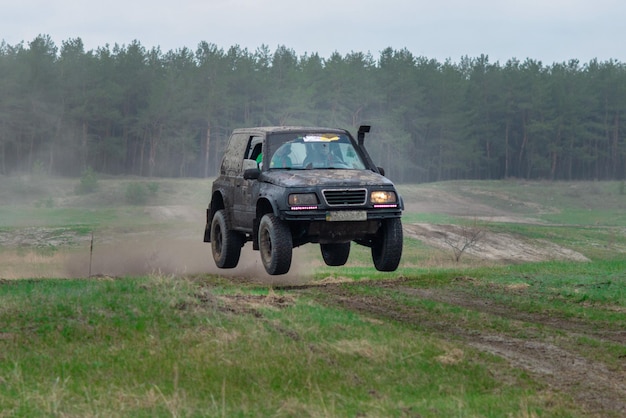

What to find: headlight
left=370, top=190, right=397, bottom=204
left=289, top=193, right=318, bottom=206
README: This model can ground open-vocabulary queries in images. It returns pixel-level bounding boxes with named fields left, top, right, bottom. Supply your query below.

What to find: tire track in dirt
left=398, top=286, right=626, bottom=345
left=301, top=281, right=626, bottom=417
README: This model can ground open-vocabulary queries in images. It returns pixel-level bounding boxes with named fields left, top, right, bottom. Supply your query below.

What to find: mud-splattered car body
left=204, top=126, right=403, bottom=275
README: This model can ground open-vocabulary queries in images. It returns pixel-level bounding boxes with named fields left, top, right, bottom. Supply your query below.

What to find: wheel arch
left=252, top=197, right=278, bottom=250
left=205, top=190, right=228, bottom=242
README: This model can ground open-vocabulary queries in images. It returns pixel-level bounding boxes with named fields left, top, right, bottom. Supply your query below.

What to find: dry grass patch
left=329, top=339, right=390, bottom=360
left=216, top=290, right=296, bottom=315
left=435, top=347, right=465, bottom=365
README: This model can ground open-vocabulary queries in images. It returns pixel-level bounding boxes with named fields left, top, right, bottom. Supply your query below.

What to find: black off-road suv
left=204, top=126, right=403, bottom=275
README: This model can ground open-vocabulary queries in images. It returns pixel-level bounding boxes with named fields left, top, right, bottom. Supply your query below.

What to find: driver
left=303, top=143, right=337, bottom=168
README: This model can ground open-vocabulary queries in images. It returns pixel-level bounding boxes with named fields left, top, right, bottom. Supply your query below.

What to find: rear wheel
left=371, top=218, right=403, bottom=271
left=320, top=242, right=351, bottom=266
left=259, top=213, right=293, bottom=275
left=211, top=209, right=242, bottom=268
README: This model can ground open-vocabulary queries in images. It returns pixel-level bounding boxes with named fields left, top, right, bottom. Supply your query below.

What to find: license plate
left=326, top=210, right=367, bottom=222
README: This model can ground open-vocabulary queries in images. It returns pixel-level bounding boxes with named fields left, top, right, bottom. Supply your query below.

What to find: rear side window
left=220, top=133, right=249, bottom=175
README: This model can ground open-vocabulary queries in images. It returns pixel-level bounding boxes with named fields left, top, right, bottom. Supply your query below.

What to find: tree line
left=1, top=35, right=625, bottom=182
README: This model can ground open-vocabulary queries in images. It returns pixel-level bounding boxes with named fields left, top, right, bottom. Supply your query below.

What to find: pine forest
left=1, top=35, right=626, bottom=183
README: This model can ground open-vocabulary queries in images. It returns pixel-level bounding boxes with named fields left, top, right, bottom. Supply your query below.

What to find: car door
left=233, top=135, right=263, bottom=230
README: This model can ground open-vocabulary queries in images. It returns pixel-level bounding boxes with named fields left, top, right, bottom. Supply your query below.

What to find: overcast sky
left=2, top=0, right=623, bottom=64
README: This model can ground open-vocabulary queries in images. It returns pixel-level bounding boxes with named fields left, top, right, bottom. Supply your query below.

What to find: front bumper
left=281, top=207, right=402, bottom=244
left=282, top=206, right=402, bottom=222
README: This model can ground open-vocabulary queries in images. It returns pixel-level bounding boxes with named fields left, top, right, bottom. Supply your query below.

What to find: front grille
left=322, top=188, right=367, bottom=206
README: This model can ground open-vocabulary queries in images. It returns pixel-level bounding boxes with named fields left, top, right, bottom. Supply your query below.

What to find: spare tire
left=320, top=242, right=351, bottom=266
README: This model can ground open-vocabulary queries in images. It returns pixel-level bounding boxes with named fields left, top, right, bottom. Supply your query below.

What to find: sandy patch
left=404, top=223, right=589, bottom=263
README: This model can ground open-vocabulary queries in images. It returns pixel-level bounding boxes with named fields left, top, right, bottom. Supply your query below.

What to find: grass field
left=0, top=176, right=625, bottom=416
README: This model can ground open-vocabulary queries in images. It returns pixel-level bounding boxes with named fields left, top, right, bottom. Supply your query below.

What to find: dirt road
left=286, top=279, right=626, bottom=417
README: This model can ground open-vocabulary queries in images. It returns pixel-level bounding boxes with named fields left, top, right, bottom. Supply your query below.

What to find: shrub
left=147, top=182, right=159, bottom=195
left=125, top=182, right=149, bottom=205
left=32, top=160, right=46, bottom=178
left=75, top=167, right=99, bottom=194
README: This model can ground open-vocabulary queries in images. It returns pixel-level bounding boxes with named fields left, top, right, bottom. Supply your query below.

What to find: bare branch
left=442, top=221, right=485, bottom=262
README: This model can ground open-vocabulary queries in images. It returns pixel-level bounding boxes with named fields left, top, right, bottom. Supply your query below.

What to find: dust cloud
left=63, top=236, right=316, bottom=286
left=0, top=176, right=316, bottom=285
left=1, top=233, right=316, bottom=286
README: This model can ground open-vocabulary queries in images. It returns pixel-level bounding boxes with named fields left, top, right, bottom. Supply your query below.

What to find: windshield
left=266, top=132, right=366, bottom=170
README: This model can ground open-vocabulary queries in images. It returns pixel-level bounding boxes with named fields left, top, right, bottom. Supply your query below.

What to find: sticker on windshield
left=301, top=134, right=340, bottom=142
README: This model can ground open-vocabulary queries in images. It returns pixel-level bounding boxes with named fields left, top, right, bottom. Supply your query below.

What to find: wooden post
left=89, top=231, right=94, bottom=277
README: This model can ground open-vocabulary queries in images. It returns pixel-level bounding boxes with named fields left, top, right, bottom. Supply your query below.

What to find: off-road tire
left=259, top=213, right=293, bottom=275
left=320, top=242, right=351, bottom=266
left=211, top=209, right=242, bottom=268
left=371, top=218, right=403, bottom=271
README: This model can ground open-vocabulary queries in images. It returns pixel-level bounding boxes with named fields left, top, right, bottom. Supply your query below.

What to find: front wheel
left=211, top=209, right=242, bottom=268
left=371, top=218, right=403, bottom=271
left=320, top=242, right=351, bottom=266
left=258, top=213, right=293, bottom=275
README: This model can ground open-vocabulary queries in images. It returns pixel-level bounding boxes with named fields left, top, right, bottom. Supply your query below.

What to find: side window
left=244, top=136, right=264, bottom=168
left=249, top=142, right=262, bottom=161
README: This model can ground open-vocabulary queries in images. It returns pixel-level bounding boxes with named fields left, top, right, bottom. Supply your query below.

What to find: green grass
left=0, top=207, right=118, bottom=228
left=0, top=275, right=577, bottom=417
left=466, top=260, right=626, bottom=314
left=399, top=212, right=460, bottom=224
left=540, top=208, right=626, bottom=226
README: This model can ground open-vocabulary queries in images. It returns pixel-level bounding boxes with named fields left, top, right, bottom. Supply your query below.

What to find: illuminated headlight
left=370, top=190, right=397, bottom=204
left=289, top=193, right=318, bottom=206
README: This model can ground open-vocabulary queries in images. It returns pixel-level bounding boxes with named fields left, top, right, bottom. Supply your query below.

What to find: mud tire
left=320, top=242, right=351, bottom=266
left=211, top=209, right=242, bottom=268
left=371, top=218, right=403, bottom=271
left=259, top=213, right=293, bottom=275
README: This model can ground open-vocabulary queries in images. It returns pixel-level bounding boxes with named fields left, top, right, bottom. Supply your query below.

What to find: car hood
left=261, top=169, right=395, bottom=188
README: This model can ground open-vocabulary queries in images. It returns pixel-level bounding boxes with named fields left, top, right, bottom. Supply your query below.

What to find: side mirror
left=377, top=166, right=385, bottom=176
left=242, top=158, right=260, bottom=179
left=243, top=168, right=260, bottom=180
